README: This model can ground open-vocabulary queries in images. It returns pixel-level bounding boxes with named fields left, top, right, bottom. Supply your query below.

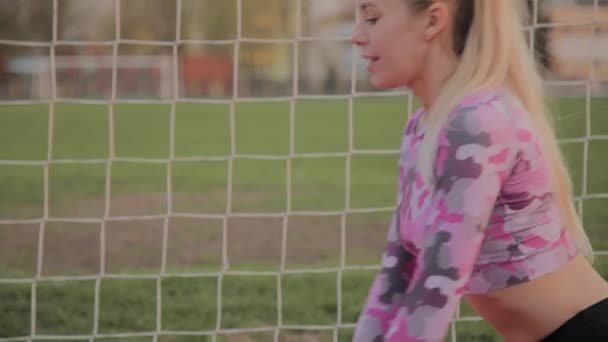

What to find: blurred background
left=1, top=0, right=607, bottom=100
left=0, top=0, right=607, bottom=341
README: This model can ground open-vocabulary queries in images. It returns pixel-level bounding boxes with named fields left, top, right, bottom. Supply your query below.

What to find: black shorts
left=541, top=297, right=608, bottom=341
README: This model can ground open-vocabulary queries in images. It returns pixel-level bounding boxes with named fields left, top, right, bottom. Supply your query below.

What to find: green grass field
left=1, top=95, right=607, bottom=341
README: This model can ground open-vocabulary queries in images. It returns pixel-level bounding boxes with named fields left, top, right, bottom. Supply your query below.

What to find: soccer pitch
left=1, top=96, right=607, bottom=341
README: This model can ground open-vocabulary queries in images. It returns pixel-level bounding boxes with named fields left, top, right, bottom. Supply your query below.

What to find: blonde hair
left=415, top=0, right=594, bottom=261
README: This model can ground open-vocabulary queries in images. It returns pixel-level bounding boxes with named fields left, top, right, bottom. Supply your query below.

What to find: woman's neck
left=410, top=46, right=459, bottom=111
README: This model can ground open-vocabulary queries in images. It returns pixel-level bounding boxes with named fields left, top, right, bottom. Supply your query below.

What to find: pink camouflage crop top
left=353, top=89, right=579, bottom=342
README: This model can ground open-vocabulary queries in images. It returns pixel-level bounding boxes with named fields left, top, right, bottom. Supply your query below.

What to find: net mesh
left=0, top=0, right=606, bottom=341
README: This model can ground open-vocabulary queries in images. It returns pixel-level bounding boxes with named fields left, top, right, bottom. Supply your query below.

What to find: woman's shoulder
left=455, top=88, right=505, bottom=109
left=445, top=88, right=528, bottom=139
left=404, top=88, right=529, bottom=139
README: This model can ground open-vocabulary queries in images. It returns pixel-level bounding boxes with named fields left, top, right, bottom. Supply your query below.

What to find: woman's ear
left=423, top=2, right=450, bottom=41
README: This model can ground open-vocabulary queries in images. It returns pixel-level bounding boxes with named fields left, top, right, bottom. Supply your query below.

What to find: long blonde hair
left=413, top=0, right=594, bottom=261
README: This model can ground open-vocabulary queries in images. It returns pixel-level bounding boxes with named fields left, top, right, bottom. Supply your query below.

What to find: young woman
left=350, top=1, right=608, bottom=341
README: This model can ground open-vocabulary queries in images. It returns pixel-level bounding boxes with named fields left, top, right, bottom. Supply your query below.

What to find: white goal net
left=0, top=0, right=606, bottom=341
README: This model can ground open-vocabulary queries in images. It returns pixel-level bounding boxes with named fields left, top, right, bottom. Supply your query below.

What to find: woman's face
left=352, top=0, right=431, bottom=90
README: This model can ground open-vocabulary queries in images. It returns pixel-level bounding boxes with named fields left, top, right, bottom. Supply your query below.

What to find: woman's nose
left=351, top=24, right=367, bottom=46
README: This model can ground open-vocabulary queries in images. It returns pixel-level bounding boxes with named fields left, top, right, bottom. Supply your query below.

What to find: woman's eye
left=365, top=17, right=378, bottom=24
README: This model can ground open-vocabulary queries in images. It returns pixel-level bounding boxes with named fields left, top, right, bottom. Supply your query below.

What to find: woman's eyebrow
left=359, top=1, right=377, bottom=12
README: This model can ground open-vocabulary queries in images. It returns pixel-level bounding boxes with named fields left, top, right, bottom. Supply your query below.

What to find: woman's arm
left=352, top=211, right=418, bottom=341
left=386, top=101, right=519, bottom=341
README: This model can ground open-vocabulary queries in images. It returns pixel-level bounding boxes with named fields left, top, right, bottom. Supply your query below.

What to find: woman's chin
left=369, top=75, right=403, bottom=90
